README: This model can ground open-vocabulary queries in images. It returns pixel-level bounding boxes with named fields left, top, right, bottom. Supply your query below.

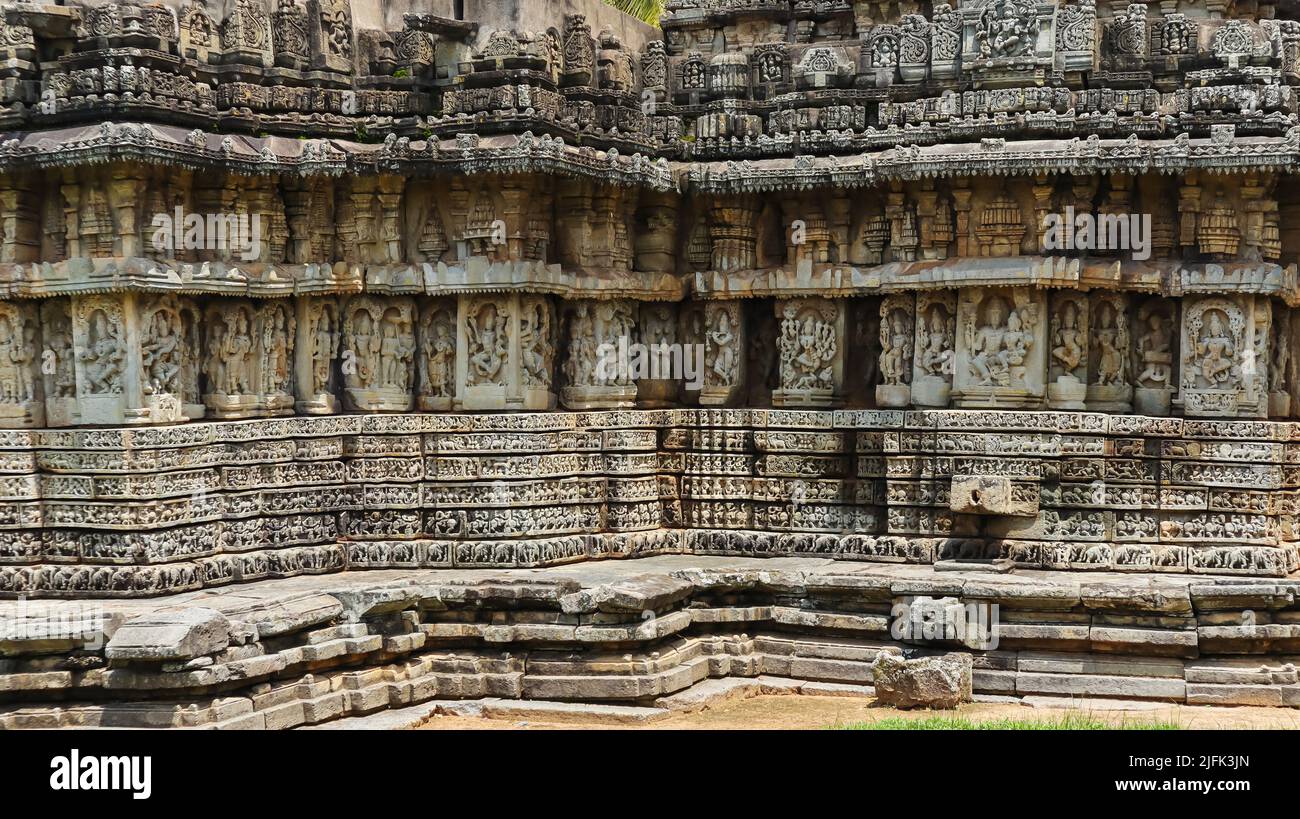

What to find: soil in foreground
left=415, top=694, right=1300, bottom=730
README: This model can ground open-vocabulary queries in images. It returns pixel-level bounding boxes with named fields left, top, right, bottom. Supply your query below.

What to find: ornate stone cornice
left=0, top=123, right=677, bottom=191
left=685, top=130, right=1300, bottom=194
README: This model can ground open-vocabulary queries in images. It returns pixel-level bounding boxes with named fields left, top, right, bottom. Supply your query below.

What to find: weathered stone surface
left=560, top=574, right=695, bottom=615
left=869, top=652, right=974, bottom=709
left=104, top=608, right=230, bottom=662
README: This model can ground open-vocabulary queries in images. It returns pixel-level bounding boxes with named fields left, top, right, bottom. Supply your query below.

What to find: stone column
left=108, top=166, right=147, bottom=259
left=634, top=192, right=678, bottom=273
left=772, top=297, right=844, bottom=408
left=0, top=174, right=39, bottom=264
left=709, top=196, right=759, bottom=272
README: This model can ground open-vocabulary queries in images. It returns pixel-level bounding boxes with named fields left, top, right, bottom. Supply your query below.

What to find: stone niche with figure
left=876, top=294, right=914, bottom=408
left=202, top=298, right=295, bottom=419
left=1177, top=294, right=1271, bottom=418
left=911, top=291, right=958, bottom=408
left=1132, top=297, right=1179, bottom=417
left=296, top=297, right=343, bottom=415
left=341, top=296, right=415, bottom=413
left=635, top=302, right=681, bottom=408
left=952, top=287, right=1047, bottom=409
left=1046, top=291, right=1088, bottom=411
left=0, top=301, right=43, bottom=428
left=1087, top=292, right=1133, bottom=414
left=680, top=300, right=745, bottom=407
left=560, top=299, right=638, bottom=410
left=774, top=298, right=845, bottom=408
left=459, top=294, right=556, bottom=412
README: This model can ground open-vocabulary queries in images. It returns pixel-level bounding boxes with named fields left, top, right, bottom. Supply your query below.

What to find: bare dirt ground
left=415, top=694, right=1300, bottom=730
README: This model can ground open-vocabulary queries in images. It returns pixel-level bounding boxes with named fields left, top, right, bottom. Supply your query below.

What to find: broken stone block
left=869, top=652, right=974, bottom=709
left=949, top=475, right=1036, bottom=516
left=105, top=607, right=230, bottom=662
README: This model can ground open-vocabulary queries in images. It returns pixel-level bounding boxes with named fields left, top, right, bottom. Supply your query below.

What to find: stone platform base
left=5, top=409, right=1300, bottom=598
left=4, top=555, right=1300, bottom=728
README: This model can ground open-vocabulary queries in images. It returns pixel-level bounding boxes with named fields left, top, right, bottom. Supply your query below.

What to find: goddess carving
left=141, top=309, right=181, bottom=395
left=976, top=0, right=1037, bottom=59
left=876, top=295, right=913, bottom=408
left=1178, top=297, right=1253, bottom=417
left=417, top=302, right=455, bottom=408
left=519, top=298, right=553, bottom=389
left=312, top=303, right=340, bottom=396
left=81, top=309, right=125, bottom=395
left=467, top=302, right=509, bottom=387
left=968, top=298, right=1027, bottom=387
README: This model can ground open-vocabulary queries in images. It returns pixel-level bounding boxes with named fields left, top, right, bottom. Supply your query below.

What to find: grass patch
left=836, top=713, right=1181, bottom=731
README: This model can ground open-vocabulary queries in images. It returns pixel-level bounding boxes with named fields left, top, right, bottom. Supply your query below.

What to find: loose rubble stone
left=869, top=653, right=974, bottom=710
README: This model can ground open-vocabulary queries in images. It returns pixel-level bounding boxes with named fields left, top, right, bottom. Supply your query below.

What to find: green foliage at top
left=602, top=0, right=666, bottom=26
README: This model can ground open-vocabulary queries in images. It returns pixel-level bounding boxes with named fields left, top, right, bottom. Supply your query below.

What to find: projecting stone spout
left=949, top=475, right=1038, bottom=517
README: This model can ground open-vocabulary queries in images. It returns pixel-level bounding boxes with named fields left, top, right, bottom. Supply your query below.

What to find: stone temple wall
left=4, top=408, right=1299, bottom=597
left=0, top=0, right=1298, bottom=596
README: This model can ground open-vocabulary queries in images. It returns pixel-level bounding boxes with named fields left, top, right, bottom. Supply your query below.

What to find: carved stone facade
left=0, top=0, right=1296, bottom=599
left=8, top=0, right=1300, bottom=729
